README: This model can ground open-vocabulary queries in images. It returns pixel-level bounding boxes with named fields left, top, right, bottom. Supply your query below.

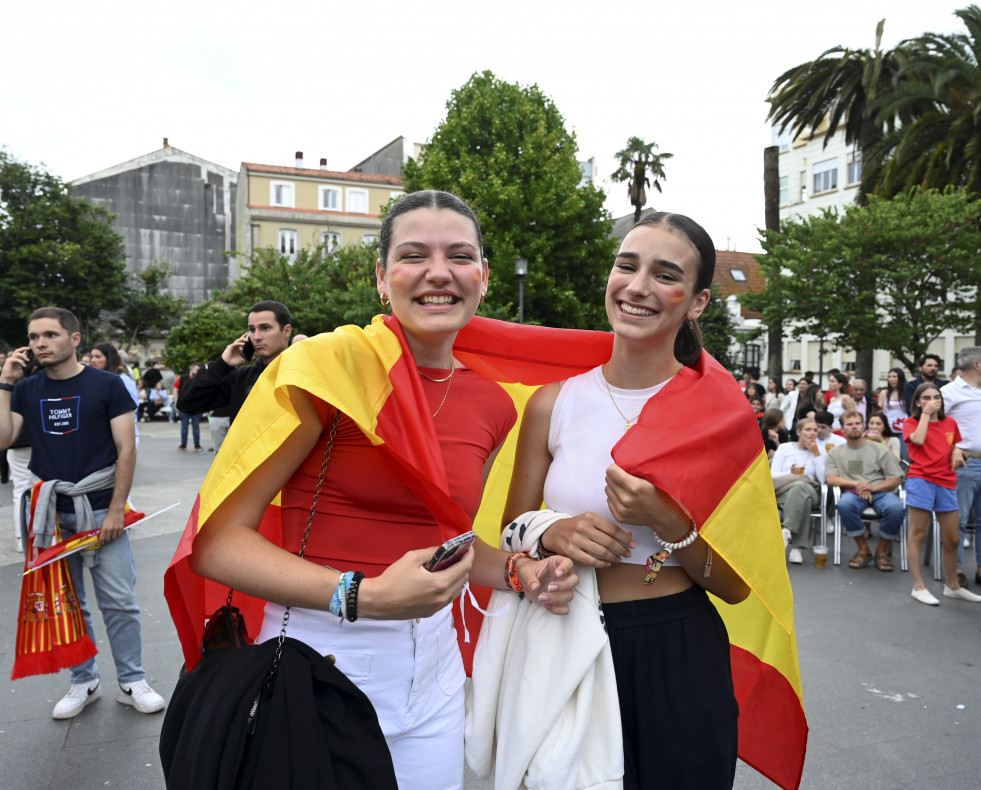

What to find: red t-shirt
left=903, top=416, right=961, bottom=488
left=279, top=369, right=517, bottom=576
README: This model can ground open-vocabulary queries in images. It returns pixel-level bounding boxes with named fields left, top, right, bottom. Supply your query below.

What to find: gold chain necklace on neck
left=602, top=366, right=641, bottom=431
left=419, top=362, right=455, bottom=418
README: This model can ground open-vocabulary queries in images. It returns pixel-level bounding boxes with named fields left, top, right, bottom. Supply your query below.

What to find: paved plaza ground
left=0, top=420, right=978, bottom=789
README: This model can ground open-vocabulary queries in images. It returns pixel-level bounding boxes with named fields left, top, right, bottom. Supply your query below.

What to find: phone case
left=425, top=531, right=477, bottom=572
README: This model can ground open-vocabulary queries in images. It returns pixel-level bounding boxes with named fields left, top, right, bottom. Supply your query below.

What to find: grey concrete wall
left=74, top=160, right=237, bottom=306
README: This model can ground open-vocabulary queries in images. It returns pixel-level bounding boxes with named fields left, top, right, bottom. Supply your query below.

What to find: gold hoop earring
left=380, top=294, right=390, bottom=307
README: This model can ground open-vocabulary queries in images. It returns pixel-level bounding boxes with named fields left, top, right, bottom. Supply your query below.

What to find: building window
left=771, top=127, right=792, bottom=152
left=278, top=229, right=298, bottom=261
left=321, top=231, right=340, bottom=253
left=319, top=186, right=342, bottom=211
left=347, top=188, right=369, bottom=214
left=362, top=234, right=379, bottom=247
left=730, top=269, right=747, bottom=282
left=813, top=158, right=838, bottom=194
left=847, top=155, right=862, bottom=185
left=270, top=180, right=295, bottom=208
left=779, top=175, right=789, bottom=206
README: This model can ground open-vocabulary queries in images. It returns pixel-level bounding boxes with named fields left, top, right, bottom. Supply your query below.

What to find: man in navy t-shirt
left=0, top=307, right=165, bottom=720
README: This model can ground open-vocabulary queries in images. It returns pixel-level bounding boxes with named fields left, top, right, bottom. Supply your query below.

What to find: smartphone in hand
left=425, top=531, right=477, bottom=572
left=241, top=338, right=255, bottom=362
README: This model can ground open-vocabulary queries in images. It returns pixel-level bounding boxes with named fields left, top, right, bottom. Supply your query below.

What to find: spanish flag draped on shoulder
left=164, top=314, right=806, bottom=790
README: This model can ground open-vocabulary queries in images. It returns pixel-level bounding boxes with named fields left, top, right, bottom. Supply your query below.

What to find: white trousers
left=259, top=602, right=466, bottom=790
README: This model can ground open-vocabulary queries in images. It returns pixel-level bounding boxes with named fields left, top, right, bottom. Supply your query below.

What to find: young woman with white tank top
left=504, top=212, right=751, bottom=790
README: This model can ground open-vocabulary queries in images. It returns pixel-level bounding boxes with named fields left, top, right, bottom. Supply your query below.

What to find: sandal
left=848, top=552, right=873, bottom=569
left=874, top=554, right=894, bottom=572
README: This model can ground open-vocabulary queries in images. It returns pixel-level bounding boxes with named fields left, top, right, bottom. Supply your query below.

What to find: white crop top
left=543, top=366, right=678, bottom=567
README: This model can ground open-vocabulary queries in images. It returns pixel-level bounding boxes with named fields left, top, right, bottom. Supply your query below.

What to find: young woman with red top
left=903, top=382, right=981, bottom=605
left=187, top=190, right=577, bottom=789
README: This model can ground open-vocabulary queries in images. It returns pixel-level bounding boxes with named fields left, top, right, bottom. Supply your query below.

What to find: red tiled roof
left=242, top=162, right=403, bottom=187
left=715, top=250, right=765, bottom=320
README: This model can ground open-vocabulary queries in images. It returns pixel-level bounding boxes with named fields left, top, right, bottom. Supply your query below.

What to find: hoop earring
left=380, top=294, right=390, bottom=307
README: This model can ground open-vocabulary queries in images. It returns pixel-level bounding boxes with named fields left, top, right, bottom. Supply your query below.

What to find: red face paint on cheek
left=667, top=289, right=686, bottom=304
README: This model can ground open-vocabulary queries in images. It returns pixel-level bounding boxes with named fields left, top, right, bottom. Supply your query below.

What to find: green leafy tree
left=870, top=6, right=981, bottom=197
left=164, top=242, right=381, bottom=371
left=403, top=70, right=616, bottom=329
left=766, top=19, right=920, bottom=204
left=163, top=300, right=242, bottom=376
left=0, top=151, right=127, bottom=346
left=223, top=243, right=380, bottom=334
left=756, top=188, right=981, bottom=375
left=610, top=137, right=673, bottom=223
left=700, top=283, right=738, bottom=370
left=111, top=262, right=186, bottom=349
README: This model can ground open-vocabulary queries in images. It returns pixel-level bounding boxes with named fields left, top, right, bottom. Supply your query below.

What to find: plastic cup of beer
left=813, top=546, right=828, bottom=568
left=791, top=464, right=804, bottom=475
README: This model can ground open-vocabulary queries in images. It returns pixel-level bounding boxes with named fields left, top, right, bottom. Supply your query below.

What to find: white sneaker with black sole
left=116, top=679, right=166, bottom=714
left=52, top=680, right=101, bottom=719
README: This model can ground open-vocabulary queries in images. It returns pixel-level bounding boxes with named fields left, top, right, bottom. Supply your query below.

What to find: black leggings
left=604, top=586, right=739, bottom=790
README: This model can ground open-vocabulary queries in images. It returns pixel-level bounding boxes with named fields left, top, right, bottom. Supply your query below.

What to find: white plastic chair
left=831, top=485, right=941, bottom=579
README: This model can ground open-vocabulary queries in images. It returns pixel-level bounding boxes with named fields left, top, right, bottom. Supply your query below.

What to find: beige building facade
left=235, top=153, right=403, bottom=272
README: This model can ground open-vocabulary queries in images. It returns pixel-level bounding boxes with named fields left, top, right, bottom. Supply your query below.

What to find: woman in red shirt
left=904, top=383, right=981, bottom=604
left=186, top=190, right=578, bottom=789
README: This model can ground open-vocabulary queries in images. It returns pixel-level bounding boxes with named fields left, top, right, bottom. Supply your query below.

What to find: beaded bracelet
left=505, top=551, right=532, bottom=593
left=345, top=571, right=365, bottom=622
left=652, top=522, right=699, bottom=551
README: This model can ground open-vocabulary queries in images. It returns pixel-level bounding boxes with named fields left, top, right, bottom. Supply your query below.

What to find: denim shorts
left=906, top=476, right=958, bottom=512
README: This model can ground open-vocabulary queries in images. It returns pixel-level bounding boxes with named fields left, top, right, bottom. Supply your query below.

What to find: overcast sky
left=2, top=0, right=970, bottom=253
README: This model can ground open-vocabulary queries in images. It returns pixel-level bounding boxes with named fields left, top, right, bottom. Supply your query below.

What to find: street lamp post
left=515, top=258, right=528, bottom=324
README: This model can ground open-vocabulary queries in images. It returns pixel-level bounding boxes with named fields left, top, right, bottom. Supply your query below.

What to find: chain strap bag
left=160, top=414, right=398, bottom=789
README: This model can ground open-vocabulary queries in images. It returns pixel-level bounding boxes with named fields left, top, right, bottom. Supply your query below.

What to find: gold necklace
left=602, top=366, right=642, bottom=430
left=418, top=367, right=454, bottom=383
left=419, top=361, right=455, bottom=418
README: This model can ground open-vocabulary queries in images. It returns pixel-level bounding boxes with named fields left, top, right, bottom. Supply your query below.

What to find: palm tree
left=765, top=19, right=920, bottom=387
left=868, top=6, right=981, bottom=197
left=765, top=19, right=917, bottom=205
left=611, top=137, right=672, bottom=222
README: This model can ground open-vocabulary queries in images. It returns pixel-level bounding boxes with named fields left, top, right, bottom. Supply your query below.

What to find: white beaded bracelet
left=653, top=523, right=699, bottom=551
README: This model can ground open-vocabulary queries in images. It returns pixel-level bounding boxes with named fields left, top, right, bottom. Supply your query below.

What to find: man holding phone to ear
left=176, top=301, right=292, bottom=428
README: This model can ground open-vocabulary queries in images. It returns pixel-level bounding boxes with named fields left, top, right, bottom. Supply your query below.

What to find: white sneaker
left=116, top=679, right=165, bottom=714
left=782, top=528, right=791, bottom=547
left=788, top=548, right=803, bottom=565
left=943, top=586, right=981, bottom=602
left=911, top=587, right=940, bottom=606
left=52, top=680, right=101, bottom=719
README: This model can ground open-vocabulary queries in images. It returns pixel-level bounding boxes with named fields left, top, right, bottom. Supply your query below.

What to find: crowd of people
left=1, top=189, right=978, bottom=789
left=749, top=355, right=981, bottom=608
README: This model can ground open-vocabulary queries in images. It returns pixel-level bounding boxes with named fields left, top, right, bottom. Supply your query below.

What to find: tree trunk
left=857, top=346, right=874, bottom=392
left=763, top=145, right=783, bottom=383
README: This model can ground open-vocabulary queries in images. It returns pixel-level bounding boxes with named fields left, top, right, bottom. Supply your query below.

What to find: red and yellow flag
left=11, top=482, right=98, bottom=679
left=164, top=314, right=805, bottom=790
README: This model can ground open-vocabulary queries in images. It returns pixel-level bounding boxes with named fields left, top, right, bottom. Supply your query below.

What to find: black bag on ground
left=159, top=636, right=398, bottom=790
